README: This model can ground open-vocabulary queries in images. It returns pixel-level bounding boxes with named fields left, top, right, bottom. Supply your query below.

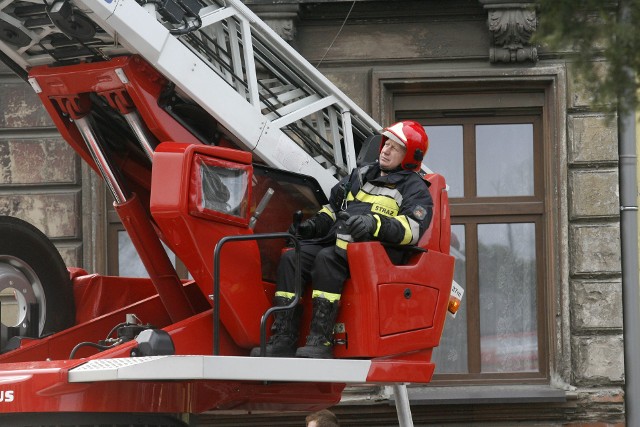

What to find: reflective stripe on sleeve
left=318, top=205, right=336, bottom=221
left=373, top=214, right=382, bottom=237
left=395, top=215, right=420, bottom=245
left=336, top=233, right=351, bottom=250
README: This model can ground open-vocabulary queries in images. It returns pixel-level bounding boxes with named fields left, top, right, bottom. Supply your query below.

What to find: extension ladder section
left=0, top=0, right=380, bottom=194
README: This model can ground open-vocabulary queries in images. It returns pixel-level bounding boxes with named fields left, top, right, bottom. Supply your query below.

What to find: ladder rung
left=258, top=78, right=281, bottom=87
left=270, top=95, right=338, bottom=129
left=260, top=87, right=306, bottom=110
left=259, top=83, right=296, bottom=96
left=265, top=94, right=321, bottom=121
left=200, top=5, right=237, bottom=27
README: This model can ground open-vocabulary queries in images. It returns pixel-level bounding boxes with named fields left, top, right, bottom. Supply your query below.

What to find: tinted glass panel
left=476, top=124, right=534, bottom=197
left=200, top=163, right=249, bottom=217
left=118, top=231, right=176, bottom=278
left=433, top=224, right=468, bottom=374
left=478, top=223, right=538, bottom=372
left=424, top=125, right=464, bottom=198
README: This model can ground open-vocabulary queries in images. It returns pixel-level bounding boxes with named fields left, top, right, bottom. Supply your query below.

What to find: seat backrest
left=417, top=173, right=450, bottom=254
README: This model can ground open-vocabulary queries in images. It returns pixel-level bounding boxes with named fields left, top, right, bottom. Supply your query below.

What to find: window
left=190, top=154, right=252, bottom=225
left=399, top=104, right=548, bottom=383
left=106, top=205, right=190, bottom=279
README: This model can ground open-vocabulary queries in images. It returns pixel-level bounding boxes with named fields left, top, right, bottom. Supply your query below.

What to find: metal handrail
left=212, top=232, right=301, bottom=355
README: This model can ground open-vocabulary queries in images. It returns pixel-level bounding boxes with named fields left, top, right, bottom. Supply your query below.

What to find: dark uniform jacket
left=308, top=161, right=433, bottom=250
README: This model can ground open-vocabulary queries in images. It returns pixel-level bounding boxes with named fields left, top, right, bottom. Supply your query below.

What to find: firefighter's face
left=379, top=138, right=406, bottom=170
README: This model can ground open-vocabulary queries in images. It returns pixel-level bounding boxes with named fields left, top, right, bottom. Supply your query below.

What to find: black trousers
left=276, top=243, right=348, bottom=296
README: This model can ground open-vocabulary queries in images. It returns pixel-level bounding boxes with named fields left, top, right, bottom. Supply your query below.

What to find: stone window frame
left=371, top=65, right=570, bottom=387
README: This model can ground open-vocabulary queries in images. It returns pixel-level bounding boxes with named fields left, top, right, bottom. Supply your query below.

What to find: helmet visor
left=381, top=130, right=406, bottom=148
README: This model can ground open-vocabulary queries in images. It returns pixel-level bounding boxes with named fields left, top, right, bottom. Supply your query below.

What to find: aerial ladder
left=1, top=0, right=378, bottom=194
left=0, top=1, right=459, bottom=425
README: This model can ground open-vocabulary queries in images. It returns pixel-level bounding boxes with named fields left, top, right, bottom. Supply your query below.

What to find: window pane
left=423, top=125, right=464, bottom=198
left=478, top=223, right=538, bottom=373
left=476, top=124, right=534, bottom=197
left=433, top=224, right=468, bottom=374
left=118, top=231, right=177, bottom=278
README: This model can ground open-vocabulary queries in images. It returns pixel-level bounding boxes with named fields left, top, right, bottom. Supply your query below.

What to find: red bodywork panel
left=150, top=142, right=270, bottom=348
left=0, top=272, right=343, bottom=412
left=30, top=56, right=201, bottom=187
left=0, top=360, right=340, bottom=413
left=0, top=55, right=455, bottom=415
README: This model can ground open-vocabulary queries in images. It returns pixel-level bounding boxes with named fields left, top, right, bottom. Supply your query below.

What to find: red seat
left=334, top=173, right=454, bottom=359
left=419, top=173, right=451, bottom=254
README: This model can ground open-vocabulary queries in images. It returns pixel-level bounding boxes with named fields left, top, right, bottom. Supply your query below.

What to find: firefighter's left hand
left=345, top=214, right=376, bottom=241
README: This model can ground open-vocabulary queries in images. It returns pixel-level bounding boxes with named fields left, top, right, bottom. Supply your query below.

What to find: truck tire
left=0, top=216, right=75, bottom=351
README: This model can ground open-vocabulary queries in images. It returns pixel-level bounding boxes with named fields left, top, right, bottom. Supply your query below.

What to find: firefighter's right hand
left=288, top=218, right=316, bottom=239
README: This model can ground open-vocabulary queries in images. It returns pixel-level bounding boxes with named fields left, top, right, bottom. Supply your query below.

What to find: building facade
left=0, top=0, right=627, bottom=425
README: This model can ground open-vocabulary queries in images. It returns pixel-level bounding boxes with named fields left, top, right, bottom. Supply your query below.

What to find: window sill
left=399, top=385, right=572, bottom=405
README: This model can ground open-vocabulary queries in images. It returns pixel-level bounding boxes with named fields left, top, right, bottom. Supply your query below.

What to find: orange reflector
left=448, top=298, right=460, bottom=314
left=448, top=280, right=464, bottom=317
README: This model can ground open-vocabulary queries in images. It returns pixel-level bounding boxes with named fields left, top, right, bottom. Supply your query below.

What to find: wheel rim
left=0, top=255, right=45, bottom=340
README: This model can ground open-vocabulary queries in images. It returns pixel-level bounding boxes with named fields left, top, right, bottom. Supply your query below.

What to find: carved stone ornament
left=249, top=4, right=300, bottom=43
left=480, top=1, right=538, bottom=63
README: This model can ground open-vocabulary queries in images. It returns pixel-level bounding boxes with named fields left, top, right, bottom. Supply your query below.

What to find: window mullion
left=466, top=222, right=482, bottom=374
left=463, top=122, right=476, bottom=198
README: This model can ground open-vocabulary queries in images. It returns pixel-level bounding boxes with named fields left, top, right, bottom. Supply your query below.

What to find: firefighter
left=251, top=120, right=433, bottom=359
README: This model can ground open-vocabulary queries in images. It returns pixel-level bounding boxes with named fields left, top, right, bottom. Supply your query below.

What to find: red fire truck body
left=0, top=1, right=456, bottom=424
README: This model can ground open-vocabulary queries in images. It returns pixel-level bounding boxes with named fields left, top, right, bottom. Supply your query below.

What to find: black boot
left=250, top=296, right=301, bottom=357
left=295, top=297, right=340, bottom=359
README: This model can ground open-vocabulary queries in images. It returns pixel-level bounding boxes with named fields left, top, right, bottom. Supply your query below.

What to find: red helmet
left=379, top=120, right=429, bottom=171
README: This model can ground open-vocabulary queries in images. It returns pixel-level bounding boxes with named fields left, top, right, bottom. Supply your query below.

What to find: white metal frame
left=68, top=355, right=372, bottom=383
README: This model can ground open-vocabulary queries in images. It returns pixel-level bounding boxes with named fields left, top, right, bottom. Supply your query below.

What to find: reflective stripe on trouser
left=277, top=244, right=349, bottom=296
left=312, top=289, right=341, bottom=302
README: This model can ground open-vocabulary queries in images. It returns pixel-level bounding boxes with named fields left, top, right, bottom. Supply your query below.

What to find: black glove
left=345, top=214, right=376, bottom=241
left=289, top=218, right=316, bottom=239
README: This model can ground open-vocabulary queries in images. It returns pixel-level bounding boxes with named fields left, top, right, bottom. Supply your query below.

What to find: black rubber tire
left=0, top=216, right=75, bottom=349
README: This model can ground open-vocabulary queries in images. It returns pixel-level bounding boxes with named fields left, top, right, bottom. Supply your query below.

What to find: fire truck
left=0, top=1, right=457, bottom=425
